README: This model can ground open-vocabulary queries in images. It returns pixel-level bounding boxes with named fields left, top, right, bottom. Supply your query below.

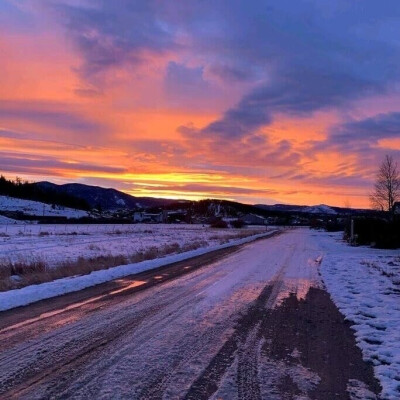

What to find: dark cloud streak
left=0, top=100, right=104, bottom=136
left=0, top=152, right=126, bottom=174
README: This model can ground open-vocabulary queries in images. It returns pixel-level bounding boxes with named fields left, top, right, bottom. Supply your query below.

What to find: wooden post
left=350, top=218, right=354, bottom=245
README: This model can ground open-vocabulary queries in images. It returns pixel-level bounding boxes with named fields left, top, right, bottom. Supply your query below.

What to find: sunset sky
left=1, top=1, right=400, bottom=207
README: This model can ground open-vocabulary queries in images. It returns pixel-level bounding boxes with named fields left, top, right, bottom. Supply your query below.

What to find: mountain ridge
left=34, top=181, right=371, bottom=215
left=34, top=181, right=177, bottom=210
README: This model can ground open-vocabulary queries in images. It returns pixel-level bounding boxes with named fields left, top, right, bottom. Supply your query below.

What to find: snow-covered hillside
left=0, top=196, right=89, bottom=219
left=303, top=204, right=337, bottom=215
left=0, top=215, right=17, bottom=224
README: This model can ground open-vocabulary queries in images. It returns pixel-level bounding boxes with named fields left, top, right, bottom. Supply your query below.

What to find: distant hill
left=0, top=195, right=89, bottom=219
left=255, top=204, right=305, bottom=213
left=255, top=203, right=370, bottom=215
left=0, top=175, right=90, bottom=211
left=34, top=182, right=176, bottom=210
left=302, top=204, right=337, bottom=214
left=26, top=180, right=374, bottom=215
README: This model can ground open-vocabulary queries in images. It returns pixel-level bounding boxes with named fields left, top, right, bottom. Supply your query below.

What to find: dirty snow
left=318, top=231, right=400, bottom=399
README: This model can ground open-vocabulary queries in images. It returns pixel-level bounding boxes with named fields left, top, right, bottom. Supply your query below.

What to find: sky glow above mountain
left=1, top=0, right=400, bottom=207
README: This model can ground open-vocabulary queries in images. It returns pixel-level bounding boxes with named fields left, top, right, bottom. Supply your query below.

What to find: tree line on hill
left=0, top=176, right=91, bottom=211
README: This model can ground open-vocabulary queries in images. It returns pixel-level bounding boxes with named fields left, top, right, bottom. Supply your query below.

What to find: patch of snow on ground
left=318, top=232, right=400, bottom=399
left=258, top=357, right=321, bottom=400
left=347, top=379, right=378, bottom=400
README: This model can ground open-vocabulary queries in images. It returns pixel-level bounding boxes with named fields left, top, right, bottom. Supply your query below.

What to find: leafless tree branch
left=370, top=155, right=400, bottom=212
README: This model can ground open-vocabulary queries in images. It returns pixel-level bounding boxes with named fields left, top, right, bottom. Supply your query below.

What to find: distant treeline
left=151, top=199, right=268, bottom=217
left=0, top=176, right=91, bottom=211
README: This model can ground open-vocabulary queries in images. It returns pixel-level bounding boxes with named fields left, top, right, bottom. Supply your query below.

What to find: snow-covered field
left=0, top=230, right=276, bottom=311
left=0, top=223, right=266, bottom=268
left=318, top=232, right=400, bottom=399
left=0, top=195, right=89, bottom=219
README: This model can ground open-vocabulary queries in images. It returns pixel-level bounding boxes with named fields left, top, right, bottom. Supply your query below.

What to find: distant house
left=394, top=202, right=400, bottom=215
left=133, top=211, right=145, bottom=222
left=133, top=211, right=167, bottom=223
left=242, top=213, right=266, bottom=225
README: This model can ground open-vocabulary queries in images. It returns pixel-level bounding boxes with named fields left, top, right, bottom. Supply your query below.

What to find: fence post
left=350, top=218, right=354, bottom=245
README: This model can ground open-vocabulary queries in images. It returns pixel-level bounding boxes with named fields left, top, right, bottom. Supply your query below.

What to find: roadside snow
left=0, top=230, right=276, bottom=311
left=318, top=232, right=400, bottom=399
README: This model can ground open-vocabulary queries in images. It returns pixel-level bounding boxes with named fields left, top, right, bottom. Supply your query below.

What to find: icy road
left=0, top=229, right=380, bottom=399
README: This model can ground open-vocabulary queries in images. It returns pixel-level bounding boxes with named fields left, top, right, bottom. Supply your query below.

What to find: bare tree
left=370, top=155, right=400, bottom=212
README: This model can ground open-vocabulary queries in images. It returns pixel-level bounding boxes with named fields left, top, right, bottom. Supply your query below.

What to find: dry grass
left=87, top=243, right=101, bottom=251
left=0, top=258, right=47, bottom=291
left=210, top=229, right=262, bottom=244
left=181, top=240, right=209, bottom=252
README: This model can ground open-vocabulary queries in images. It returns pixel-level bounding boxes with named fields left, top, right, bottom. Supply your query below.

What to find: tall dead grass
left=210, top=229, right=262, bottom=244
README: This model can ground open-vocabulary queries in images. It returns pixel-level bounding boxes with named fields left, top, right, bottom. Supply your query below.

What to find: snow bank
left=0, top=231, right=276, bottom=312
left=318, top=232, right=400, bottom=399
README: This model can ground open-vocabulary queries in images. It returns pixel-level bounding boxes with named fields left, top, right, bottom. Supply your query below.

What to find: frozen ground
left=318, top=231, right=400, bottom=399
left=0, top=223, right=265, bottom=268
left=0, top=229, right=381, bottom=399
left=0, top=195, right=89, bottom=219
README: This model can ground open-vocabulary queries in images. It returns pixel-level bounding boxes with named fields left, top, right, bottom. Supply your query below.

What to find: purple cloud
left=0, top=152, right=126, bottom=175
left=0, top=101, right=104, bottom=134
